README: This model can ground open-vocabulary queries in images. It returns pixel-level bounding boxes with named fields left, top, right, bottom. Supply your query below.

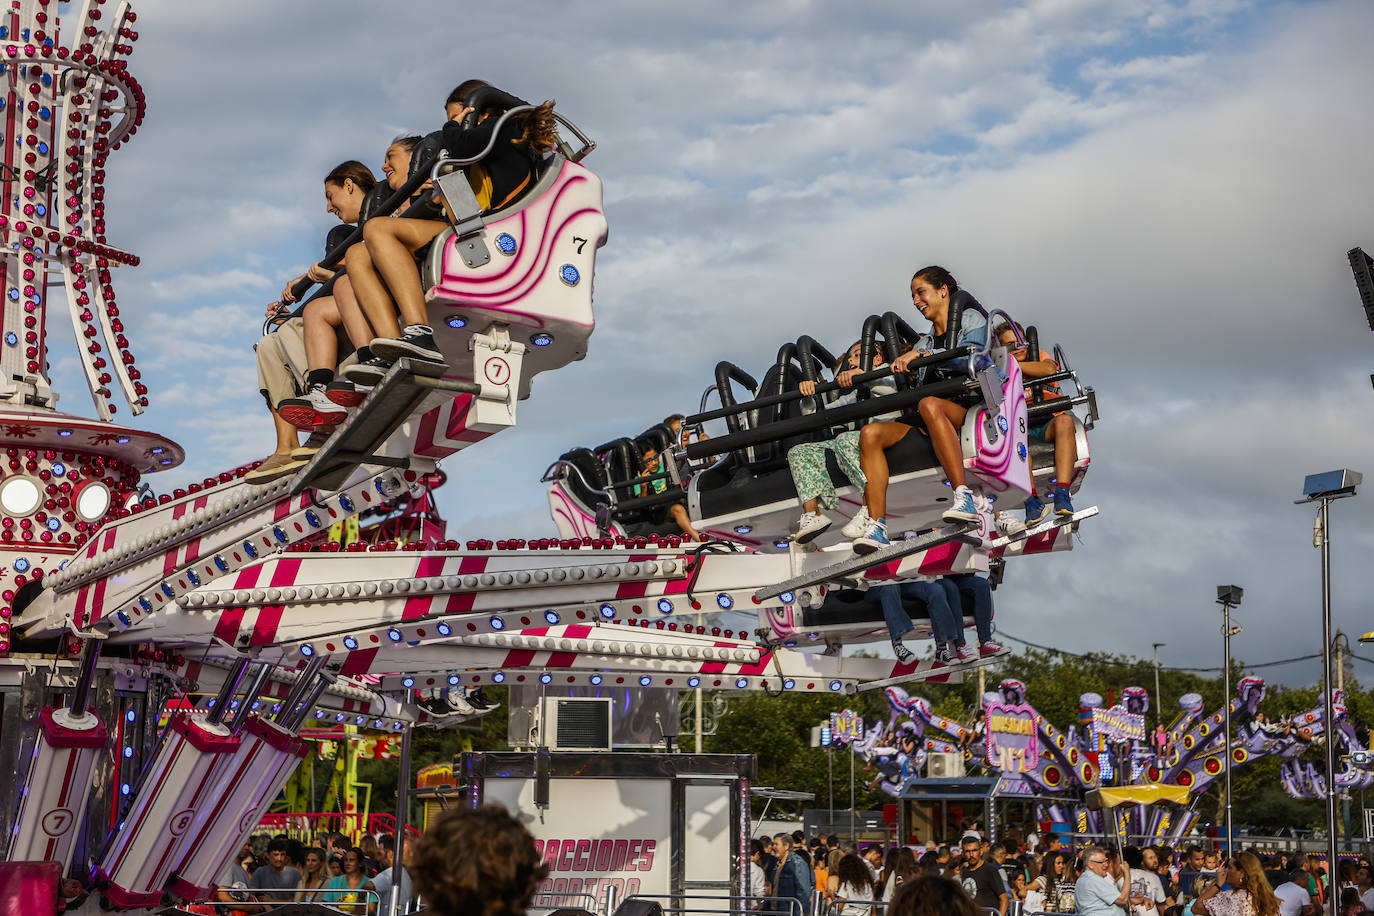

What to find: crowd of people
left=746, top=827, right=1372, bottom=916
left=247, top=79, right=558, bottom=485
left=212, top=830, right=413, bottom=914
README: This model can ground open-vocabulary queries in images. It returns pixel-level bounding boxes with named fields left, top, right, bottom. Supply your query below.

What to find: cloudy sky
left=55, top=0, right=1374, bottom=685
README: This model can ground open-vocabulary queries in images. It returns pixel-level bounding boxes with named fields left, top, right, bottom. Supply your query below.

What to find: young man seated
left=992, top=320, right=1077, bottom=522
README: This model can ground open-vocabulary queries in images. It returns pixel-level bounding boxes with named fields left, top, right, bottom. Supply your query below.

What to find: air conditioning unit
left=539, top=697, right=613, bottom=751
left=927, top=752, right=966, bottom=779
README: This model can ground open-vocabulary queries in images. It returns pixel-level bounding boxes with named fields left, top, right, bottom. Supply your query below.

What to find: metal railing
left=623, top=894, right=804, bottom=916
left=226, top=885, right=384, bottom=912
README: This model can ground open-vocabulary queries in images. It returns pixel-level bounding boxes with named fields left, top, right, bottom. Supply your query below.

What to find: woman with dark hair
left=410, top=804, right=549, bottom=916
left=851, top=265, right=989, bottom=555
left=319, top=846, right=370, bottom=914
left=882, top=847, right=920, bottom=903
left=295, top=847, right=329, bottom=902
left=889, top=874, right=981, bottom=916
left=345, top=79, right=559, bottom=374
left=828, top=853, right=875, bottom=915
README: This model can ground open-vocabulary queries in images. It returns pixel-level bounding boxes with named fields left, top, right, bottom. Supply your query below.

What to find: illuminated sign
left=985, top=702, right=1038, bottom=773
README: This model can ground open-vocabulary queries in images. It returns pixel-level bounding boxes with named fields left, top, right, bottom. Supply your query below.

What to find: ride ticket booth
left=897, top=776, right=998, bottom=846
left=461, top=752, right=754, bottom=912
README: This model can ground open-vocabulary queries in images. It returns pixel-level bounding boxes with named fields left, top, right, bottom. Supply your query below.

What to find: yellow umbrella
left=1085, top=784, right=1190, bottom=810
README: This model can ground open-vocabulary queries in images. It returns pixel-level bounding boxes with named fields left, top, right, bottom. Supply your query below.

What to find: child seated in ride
left=787, top=341, right=899, bottom=544
left=637, top=443, right=705, bottom=542
left=992, top=320, right=1077, bottom=523
left=853, top=266, right=988, bottom=554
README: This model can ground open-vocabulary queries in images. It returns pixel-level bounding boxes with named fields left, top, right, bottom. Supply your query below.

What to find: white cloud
left=148, top=269, right=273, bottom=301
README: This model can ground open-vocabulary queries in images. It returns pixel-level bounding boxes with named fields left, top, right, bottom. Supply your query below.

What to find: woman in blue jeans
left=866, top=574, right=1001, bottom=665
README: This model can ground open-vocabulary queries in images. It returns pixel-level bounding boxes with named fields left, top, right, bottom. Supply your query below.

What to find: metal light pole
left=1152, top=643, right=1166, bottom=730
left=1298, top=468, right=1361, bottom=916
left=1217, top=585, right=1243, bottom=857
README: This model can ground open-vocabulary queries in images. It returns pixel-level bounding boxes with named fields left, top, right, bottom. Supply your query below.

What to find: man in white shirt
left=1124, top=847, right=1165, bottom=914
left=1273, top=864, right=1318, bottom=916
left=749, top=839, right=769, bottom=906
left=366, top=834, right=413, bottom=915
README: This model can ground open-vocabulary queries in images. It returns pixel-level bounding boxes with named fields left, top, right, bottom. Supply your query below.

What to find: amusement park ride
left=0, top=2, right=1109, bottom=912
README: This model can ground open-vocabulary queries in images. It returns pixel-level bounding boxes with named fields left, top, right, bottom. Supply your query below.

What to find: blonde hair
left=1234, top=851, right=1280, bottom=916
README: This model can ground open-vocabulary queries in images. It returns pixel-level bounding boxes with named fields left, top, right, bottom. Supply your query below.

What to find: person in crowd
left=889, top=874, right=981, bottom=916
left=1191, top=853, right=1279, bottom=916
left=988, top=840, right=1014, bottom=898
left=787, top=341, right=899, bottom=543
left=320, top=847, right=371, bottom=914
left=1152, top=846, right=1180, bottom=906
left=957, top=834, right=1008, bottom=915
left=878, top=847, right=908, bottom=901
left=248, top=836, right=303, bottom=906
left=1179, top=846, right=1209, bottom=906
left=862, top=844, right=884, bottom=881
left=1077, top=845, right=1134, bottom=916
left=213, top=846, right=256, bottom=913
left=344, top=80, right=556, bottom=375
left=1273, top=860, right=1318, bottom=916
left=853, top=265, right=988, bottom=553
left=992, top=319, right=1079, bottom=522
left=1126, top=845, right=1169, bottom=914
left=365, top=833, right=413, bottom=914
left=249, top=160, right=376, bottom=484
left=327, top=853, right=344, bottom=878
left=918, top=850, right=943, bottom=878
left=829, top=853, right=876, bottom=915
left=1009, top=871, right=1029, bottom=908
left=749, top=839, right=770, bottom=907
left=813, top=847, right=832, bottom=904
left=1354, top=864, right=1374, bottom=910
left=295, top=847, right=329, bottom=902
left=757, top=835, right=779, bottom=887
left=772, top=833, right=814, bottom=916
left=1204, top=850, right=1222, bottom=875
left=882, top=847, right=921, bottom=903
left=1340, top=886, right=1366, bottom=916
left=358, top=834, right=382, bottom=876
left=409, top=804, right=548, bottom=916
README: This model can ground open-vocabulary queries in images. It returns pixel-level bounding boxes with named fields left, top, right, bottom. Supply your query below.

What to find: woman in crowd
left=889, top=874, right=981, bottom=916
left=828, top=853, right=876, bottom=915
left=295, top=847, right=329, bottom=902
left=1191, top=852, right=1279, bottom=916
left=410, top=804, right=549, bottom=916
left=882, top=847, right=920, bottom=903
left=319, top=846, right=370, bottom=914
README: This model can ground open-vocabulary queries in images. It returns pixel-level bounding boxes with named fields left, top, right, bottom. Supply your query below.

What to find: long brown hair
left=889, top=875, right=979, bottom=916
left=1234, top=851, right=1280, bottom=916
left=447, top=78, right=556, bottom=152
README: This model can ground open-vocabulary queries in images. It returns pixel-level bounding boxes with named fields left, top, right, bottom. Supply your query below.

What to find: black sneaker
left=467, top=688, right=498, bottom=711
left=892, top=641, right=916, bottom=665
left=371, top=325, right=446, bottom=365
left=342, top=356, right=393, bottom=386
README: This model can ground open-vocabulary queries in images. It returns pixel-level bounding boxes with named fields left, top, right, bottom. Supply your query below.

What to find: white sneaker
left=841, top=506, right=872, bottom=539
left=445, top=688, right=476, bottom=716
left=794, top=512, right=832, bottom=544
left=994, top=511, right=1026, bottom=536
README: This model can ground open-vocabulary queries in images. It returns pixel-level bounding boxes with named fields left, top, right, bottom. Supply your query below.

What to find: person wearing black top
left=956, top=836, right=1007, bottom=915
left=344, top=78, right=556, bottom=378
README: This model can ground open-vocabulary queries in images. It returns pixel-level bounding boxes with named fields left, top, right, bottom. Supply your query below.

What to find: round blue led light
left=490, top=617, right=505, bottom=630
left=493, top=672, right=506, bottom=683
left=394, top=722, right=405, bottom=730
left=531, top=333, right=553, bottom=348
left=436, top=622, right=452, bottom=636
left=774, top=541, right=789, bottom=549
left=160, top=582, right=174, bottom=598
left=779, top=591, right=795, bottom=605
left=13, top=558, right=29, bottom=572
left=783, top=678, right=796, bottom=690
left=273, top=526, right=288, bottom=543
left=402, top=676, right=415, bottom=688
left=315, top=709, right=326, bottom=719
left=51, top=463, right=66, bottom=475
left=138, top=597, right=151, bottom=612
left=998, top=415, right=1009, bottom=433
left=387, top=628, right=402, bottom=642
left=300, top=644, right=314, bottom=657
left=688, top=677, right=701, bottom=688
left=446, top=316, right=467, bottom=329
left=3, top=332, right=15, bottom=345
left=35, top=204, right=45, bottom=217
left=590, top=674, right=603, bottom=685
left=7, top=289, right=18, bottom=302
left=355, top=716, right=365, bottom=725
left=544, top=610, right=560, bottom=624
left=448, top=675, right=460, bottom=686
left=117, top=612, right=130, bottom=626
left=540, top=673, right=553, bottom=684
left=343, top=636, right=358, bottom=650
left=1017, top=443, right=1028, bottom=460
left=657, top=598, right=673, bottom=615
left=305, top=510, right=320, bottom=528
left=639, top=675, right=652, bottom=687
left=125, top=709, right=136, bottom=722
left=187, top=570, right=200, bottom=586
left=736, top=677, right=748, bottom=689
left=120, top=783, right=130, bottom=796
left=150, top=447, right=165, bottom=455
left=559, top=264, right=580, bottom=285
left=599, top=603, right=616, bottom=619
left=244, top=541, right=258, bottom=558
left=335, top=713, right=346, bottom=722
left=123, top=746, right=133, bottom=758
left=734, top=525, right=753, bottom=535
left=496, top=233, right=517, bottom=254
left=339, top=495, right=354, bottom=512
left=716, top=594, right=733, bottom=610
left=829, top=680, right=843, bottom=692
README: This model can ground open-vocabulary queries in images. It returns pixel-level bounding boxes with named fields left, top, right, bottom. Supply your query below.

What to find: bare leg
left=344, top=241, right=402, bottom=341
left=859, top=421, right=913, bottom=521
left=669, top=503, right=703, bottom=541
left=917, top=397, right=970, bottom=488
left=361, top=217, right=448, bottom=328
left=331, top=274, right=375, bottom=350
left=802, top=497, right=820, bottom=513
left=1050, top=413, right=1077, bottom=487
left=302, top=296, right=340, bottom=372
left=270, top=406, right=299, bottom=454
